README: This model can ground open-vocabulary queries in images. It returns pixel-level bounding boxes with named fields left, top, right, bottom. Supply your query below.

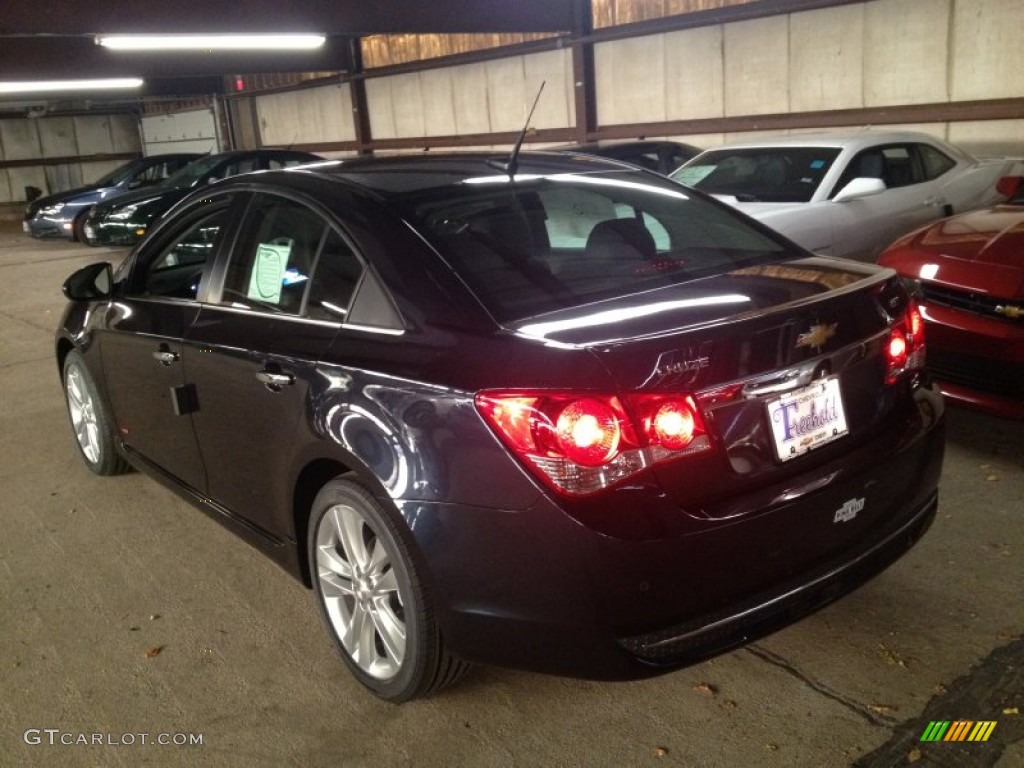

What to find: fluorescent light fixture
left=0, top=78, right=143, bottom=94
left=98, top=34, right=326, bottom=51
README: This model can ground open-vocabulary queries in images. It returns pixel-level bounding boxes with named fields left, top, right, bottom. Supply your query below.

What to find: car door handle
left=256, top=370, right=295, bottom=391
left=152, top=349, right=179, bottom=366
left=922, top=195, right=943, bottom=207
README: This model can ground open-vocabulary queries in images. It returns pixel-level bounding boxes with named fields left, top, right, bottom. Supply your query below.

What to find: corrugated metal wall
left=0, top=114, right=140, bottom=204
left=245, top=0, right=1023, bottom=157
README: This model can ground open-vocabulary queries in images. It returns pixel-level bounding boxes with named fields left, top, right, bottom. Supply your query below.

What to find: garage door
left=141, top=108, right=219, bottom=155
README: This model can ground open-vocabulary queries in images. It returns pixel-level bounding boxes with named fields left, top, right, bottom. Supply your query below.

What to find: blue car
left=23, top=154, right=201, bottom=241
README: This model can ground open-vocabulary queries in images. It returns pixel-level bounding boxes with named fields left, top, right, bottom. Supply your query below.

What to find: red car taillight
left=474, top=391, right=711, bottom=496
left=886, top=298, right=926, bottom=384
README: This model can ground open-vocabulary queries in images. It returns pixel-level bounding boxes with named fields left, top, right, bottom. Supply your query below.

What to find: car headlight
left=108, top=204, right=138, bottom=220
left=39, top=202, right=65, bottom=216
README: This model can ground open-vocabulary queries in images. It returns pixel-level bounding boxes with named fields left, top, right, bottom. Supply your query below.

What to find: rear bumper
left=617, top=489, right=936, bottom=665
left=402, top=386, right=945, bottom=679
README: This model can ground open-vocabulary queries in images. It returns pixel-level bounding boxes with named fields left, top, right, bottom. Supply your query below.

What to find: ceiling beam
left=0, top=36, right=353, bottom=81
left=0, top=0, right=575, bottom=35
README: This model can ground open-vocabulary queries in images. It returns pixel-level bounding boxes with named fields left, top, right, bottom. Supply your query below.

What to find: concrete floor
left=0, top=224, right=1021, bottom=768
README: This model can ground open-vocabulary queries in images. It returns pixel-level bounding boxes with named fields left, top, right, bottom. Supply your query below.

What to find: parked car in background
left=878, top=175, right=1024, bottom=419
left=672, top=131, right=1021, bottom=261
left=81, top=149, right=321, bottom=247
left=23, top=154, right=202, bottom=241
left=554, top=139, right=701, bottom=175
left=57, top=152, right=944, bottom=702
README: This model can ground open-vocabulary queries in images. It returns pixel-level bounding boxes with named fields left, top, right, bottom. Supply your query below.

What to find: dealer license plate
left=766, top=376, right=848, bottom=462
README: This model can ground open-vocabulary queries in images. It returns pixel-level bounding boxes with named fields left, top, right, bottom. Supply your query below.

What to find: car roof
left=302, top=151, right=640, bottom=196
left=554, top=139, right=696, bottom=151
left=208, top=148, right=319, bottom=160
left=698, top=130, right=960, bottom=154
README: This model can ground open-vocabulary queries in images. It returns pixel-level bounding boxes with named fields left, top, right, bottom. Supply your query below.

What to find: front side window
left=130, top=161, right=174, bottom=186
left=135, top=203, right=232, bottom=300
left=831, top=144, right=924, bottom=196
left=267, top=156, right=309, bottom=170
left=673, top=148, right=841, bottom=203
left=220, top=196, right=329, bottom=314
left=219, top=158, right=259, bottom=179
left=878, top=145, right=921, bottom=188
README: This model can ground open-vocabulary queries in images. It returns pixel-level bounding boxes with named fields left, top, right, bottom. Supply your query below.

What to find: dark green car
left=82, top=149, right=321, bottom=246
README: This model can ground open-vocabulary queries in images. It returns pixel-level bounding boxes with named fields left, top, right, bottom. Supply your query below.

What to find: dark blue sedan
left=23, top=154, right=201, bottom=241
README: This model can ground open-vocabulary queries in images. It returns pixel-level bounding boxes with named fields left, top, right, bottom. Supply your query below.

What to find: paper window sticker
left=810, top=160, right=825, bottom=170
left=247, top=242, right=291, bottom=304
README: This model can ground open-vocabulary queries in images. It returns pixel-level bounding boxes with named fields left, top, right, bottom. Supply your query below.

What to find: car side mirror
left=63, top=262, right=113, bottom=301
left=126, top=179, right=143, bottom=190
left=833, top=177, right=886, bottom=203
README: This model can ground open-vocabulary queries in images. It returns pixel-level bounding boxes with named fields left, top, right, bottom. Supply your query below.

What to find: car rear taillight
left=886, top=298, right=926, bottom=384
left=475, top=391, right=711, bottom=496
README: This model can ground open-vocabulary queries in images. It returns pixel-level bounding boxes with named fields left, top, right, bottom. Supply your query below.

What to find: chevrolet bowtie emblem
left=796, top=322, right=838, bottom=349
left=995, top=304, right=1023, bottom=320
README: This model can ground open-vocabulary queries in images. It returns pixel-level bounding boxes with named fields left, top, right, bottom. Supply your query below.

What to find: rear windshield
left=673, top=147, right=842, bottom=203
left=400, top=171, right=798, bottom=322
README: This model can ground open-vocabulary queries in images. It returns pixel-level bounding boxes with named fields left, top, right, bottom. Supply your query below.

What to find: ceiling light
left=97, top=34, right=326, bottom=51
left=0, top=78, right=144, bottom=94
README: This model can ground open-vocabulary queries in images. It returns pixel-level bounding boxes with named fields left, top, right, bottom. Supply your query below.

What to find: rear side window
left=306, top=230, right=365, bottom=321
left=916, top=144, right=956, bottom=180
left=409, top=171, right=792, bottom=322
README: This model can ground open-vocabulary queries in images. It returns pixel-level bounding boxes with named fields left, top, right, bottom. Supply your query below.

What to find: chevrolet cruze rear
left=56, top=153, right=944, bottom=701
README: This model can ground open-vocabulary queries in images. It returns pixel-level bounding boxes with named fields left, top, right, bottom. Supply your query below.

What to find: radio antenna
left=494, top=80, right=545, bottom=179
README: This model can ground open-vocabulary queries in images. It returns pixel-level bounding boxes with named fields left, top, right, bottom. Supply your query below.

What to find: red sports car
left=878, top=176, right=1024, bottom=419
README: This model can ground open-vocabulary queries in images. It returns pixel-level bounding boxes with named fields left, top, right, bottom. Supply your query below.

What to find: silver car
left=672, top=131, right=1021, bottom=261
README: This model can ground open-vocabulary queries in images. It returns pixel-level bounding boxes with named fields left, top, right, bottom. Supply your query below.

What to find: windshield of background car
left=163, top=155, right=224, bottom=188
left=396, top=170, right=797, bottom=322
left=92, top=161, right=139, bottom=188
left=673, top=147, right=843, bottom=203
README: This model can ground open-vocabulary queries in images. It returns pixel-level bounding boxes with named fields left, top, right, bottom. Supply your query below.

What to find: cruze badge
left=656, top=357, right=709, bottom=376
left=796, top=322, right=838, bottom=350
left=647, top=345, right=713, bottom=388
left=833, top=497, right=865, bottom=523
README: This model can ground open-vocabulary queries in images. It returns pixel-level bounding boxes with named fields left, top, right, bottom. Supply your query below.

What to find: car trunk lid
left=510, top=256, right=919, bottom=515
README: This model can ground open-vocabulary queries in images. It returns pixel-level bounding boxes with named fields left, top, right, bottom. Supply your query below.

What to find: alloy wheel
left=66, top=365, right=101, bottom=464
left=316, top=503, right=407, bottom=680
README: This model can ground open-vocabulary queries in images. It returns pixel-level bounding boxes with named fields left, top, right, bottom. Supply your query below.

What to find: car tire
left=62, top=350, right=130, bottom=476
left=308, top=476, right=470, bottom=702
